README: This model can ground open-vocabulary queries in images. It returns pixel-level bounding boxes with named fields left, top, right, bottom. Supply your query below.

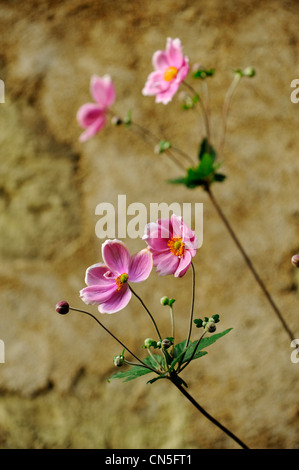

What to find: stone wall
left=0, top=0, right=299, bottom=449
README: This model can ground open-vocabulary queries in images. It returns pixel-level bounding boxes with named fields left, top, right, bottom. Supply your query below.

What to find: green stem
left=177, top=262, right=196, bottom=370
left=129, top=285, right=163, bottom=340
left=69, top=307, right=158, bottom=373
left=206, top=186, right=295, bottom=342
left=179, top=329, right=206, bottom=373
left=219, top=73, right=241, bottom=158
left=171, top=377, right=250, bottom=449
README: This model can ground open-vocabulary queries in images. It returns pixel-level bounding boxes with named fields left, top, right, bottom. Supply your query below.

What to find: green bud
left=243, top=67, right=255, bottom=77
left=160, top=296, right=169, bottom=306
left=168, top=298, right=176, bottom=307
left=113, top=355, right=124, bottom=367
left=204, top=321, right=217, bottom=333
left=144, top=338, right=154, bottom=348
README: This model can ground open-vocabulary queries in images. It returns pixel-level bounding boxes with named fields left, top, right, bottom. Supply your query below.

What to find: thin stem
left=183, top=81, right=211, bottom=143
left=129, top=285, right=163, bottom=340
left=179, top=329, right=206, bottom=373
left=69, top=307, right=158, bottom=374
left=128, top=120, right=190, bottom=170
left=185, top=261, right=196, bottom=349
left=206, top=187, right=295, bottom=342
left=171, top=378, right=250, bottom=449
left=147, top=348, right=163, bottom=371
left=219, top=73, right=241, bottom=158
left=169, top=305, right=175, bottom=339
left=177, top=262, right=196, bottom=370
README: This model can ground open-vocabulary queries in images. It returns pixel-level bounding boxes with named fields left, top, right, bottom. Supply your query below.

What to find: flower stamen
left=168, top=237, right=185, bottom=257
left=163, top=66, right=178, bottom=82
left=116, top=273, right=129, bottom=290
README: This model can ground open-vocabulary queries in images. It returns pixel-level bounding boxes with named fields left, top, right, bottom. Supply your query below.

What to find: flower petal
left=80, top=283, right=117, bottom=305
left=152, top=50, right=170, bottom=71
left=76, top=103, right=103, bottom=128
left=142, top=71, right=169, bottom=96
left=90, top=74, right=115, bottom=108
left=129, top=249, right=153, bottom=282
left=165, top=37, right=184, bottom=69
left=84, top=263, right=115, bottom=286
left=152, top=250, right=180, bottom=276
left=174, top=250, right=192, bottom=278
left=102, top=239, right=131, bottom=275
left=98, top=284, right=132, bottom=314
left=78, top=115, right=106, bottom=142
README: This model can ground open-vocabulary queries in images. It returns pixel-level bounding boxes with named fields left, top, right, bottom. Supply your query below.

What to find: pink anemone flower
left=77, top=74, right=115, bottom=142
left=142, top=214, right=198, bottom=278
left=80, top=240, right=153, bottom=314
left=142, top=37, right=189, bottom=105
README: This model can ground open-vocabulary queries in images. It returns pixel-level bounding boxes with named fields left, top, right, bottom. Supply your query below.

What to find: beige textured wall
left=0, top=0, right=299, bottom=449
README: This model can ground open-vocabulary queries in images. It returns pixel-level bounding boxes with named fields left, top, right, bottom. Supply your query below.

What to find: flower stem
left=69, top=307, right=158, bottom=374
left=171, top=377, right=250, bottom=449
left=177, top=262, right=196, bottom=370
left=219, top=72, right=242, bottom=158
left=129, top=285, right=163, bottom=340
left=206, top=186, right=295, bottom=342
left=179, top=329, right=206, bottom=373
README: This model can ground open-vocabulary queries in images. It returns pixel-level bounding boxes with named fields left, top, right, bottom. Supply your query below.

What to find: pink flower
left=142, top=38, right=189, bottom=105
left=77, top=74, right=115, bottom=142
left=80, top=240, right=153, bottom=314
left=142, top=214, right=198, bottom=277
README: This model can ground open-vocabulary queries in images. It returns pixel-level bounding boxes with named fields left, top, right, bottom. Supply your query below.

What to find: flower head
left=142, top=38, right=189, bottom=105
left=77, top=74, right=115, bottom=142
left=291, top=254, right=299, bottom=268
left=80, top=240, right=152, bottom=314
left=143, top=214, right=198, bottom=277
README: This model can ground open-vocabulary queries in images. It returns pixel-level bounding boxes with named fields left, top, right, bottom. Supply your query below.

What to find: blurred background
left=0, top=0, right=299, bottom=449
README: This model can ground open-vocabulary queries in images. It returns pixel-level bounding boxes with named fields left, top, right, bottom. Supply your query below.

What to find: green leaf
left=107, top=365, right=153, bottom=383
left=198, top=138, right=217, bottom=162
left=193, top=68, right=215, bottom=79
left=107, top=353, right=164, bottom=383
left=194, top=318, right=203, bottom=328
left=171, top=328, right=232, bottom=368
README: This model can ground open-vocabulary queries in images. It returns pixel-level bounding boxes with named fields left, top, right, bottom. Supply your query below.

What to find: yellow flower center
left=116, top=273, right=129, bottom=290
left=168, top=237, right=185, bottom=257
left=163, top=66, right=178, bottom=82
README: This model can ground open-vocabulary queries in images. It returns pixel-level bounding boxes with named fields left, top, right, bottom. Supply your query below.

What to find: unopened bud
left=144, top=338, right=154, bottom=348
left=204, top=321, right=217, bottom=333
left=56, top=301, right=69, bottom=315
left=113, top=355, right=124, bottom=367
left=291, top=254, right=299, bottom=268
left=161, top=338, right=172, bottom=349
left=111, top=116, right=122, bottom=126
left=160, top=296, right=169, bottom=306
left=243, top=67, right=255, bottom=77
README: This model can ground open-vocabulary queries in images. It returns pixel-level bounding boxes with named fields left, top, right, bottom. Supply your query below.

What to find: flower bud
left=144, top=338, right=154, bottom=348
left=243, top=67, right=255, bottom=77
left=291, top=254, right=299, bottom=268
left=204, top=321, right=217, bottom=333
left=161, top=338, right=172, bottom=349
left=113, top=355, right=124, bottom=367
left=160, top=296, right=169, bottom=306
left=56, top=301, right=69, bottom=315
left=111, top=116, right=122, bottom=126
